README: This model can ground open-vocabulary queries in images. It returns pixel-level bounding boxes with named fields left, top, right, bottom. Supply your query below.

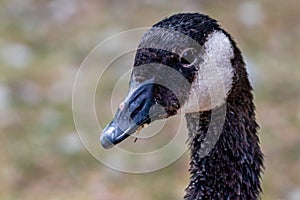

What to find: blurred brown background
left=1, top=0, right=300, bottom=199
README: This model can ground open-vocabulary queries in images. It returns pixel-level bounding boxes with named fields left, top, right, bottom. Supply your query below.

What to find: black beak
left=100, top=83, right=163, bottom=149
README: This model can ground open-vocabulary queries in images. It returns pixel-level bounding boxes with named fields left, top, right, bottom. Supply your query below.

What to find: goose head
left=101, top=13, right=238, bottom=149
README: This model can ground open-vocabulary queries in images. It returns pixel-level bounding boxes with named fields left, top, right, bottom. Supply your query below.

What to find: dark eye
left=180, top=48, right=197, bottom=65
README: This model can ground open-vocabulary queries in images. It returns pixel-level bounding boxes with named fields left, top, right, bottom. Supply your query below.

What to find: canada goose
left=100, top=13, right=263, bottom=199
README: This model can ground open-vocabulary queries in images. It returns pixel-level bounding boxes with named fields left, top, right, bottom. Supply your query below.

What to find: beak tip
left=100, top=133, right=114, bottom=149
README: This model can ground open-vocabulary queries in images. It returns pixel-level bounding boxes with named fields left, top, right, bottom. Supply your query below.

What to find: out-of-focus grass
left=0, top=0, right=300, bottom=199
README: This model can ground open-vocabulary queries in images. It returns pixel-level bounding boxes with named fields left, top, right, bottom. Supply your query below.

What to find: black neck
left=184, top=97, right=263, bottom=199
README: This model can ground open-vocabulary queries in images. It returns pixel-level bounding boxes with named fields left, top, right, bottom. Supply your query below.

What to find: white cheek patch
left=180, top=31, right=234, bottom=113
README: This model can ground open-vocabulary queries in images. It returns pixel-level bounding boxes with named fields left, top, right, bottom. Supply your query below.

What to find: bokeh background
left=1, top=0, right=300, bottom=199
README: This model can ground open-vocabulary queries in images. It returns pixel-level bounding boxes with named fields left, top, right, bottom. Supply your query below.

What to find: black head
left=101, top=13, right=240, bottom=148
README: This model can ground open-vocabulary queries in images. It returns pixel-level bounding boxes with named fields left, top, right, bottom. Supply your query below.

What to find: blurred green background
left=1, top=0, right=300, bottom=199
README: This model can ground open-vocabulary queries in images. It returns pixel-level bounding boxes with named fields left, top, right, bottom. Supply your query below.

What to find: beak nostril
left=130, top=98, right=146, bottom=119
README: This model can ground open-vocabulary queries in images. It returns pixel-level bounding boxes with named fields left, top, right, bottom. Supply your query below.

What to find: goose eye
left=180, top=48, right=197, bottom=65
